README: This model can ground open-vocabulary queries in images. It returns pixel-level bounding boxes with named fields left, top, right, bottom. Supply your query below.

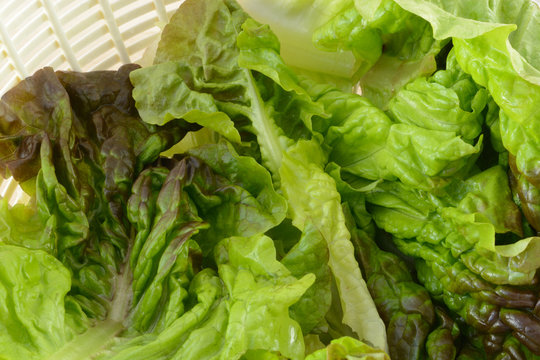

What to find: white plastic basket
left=0, top=0, right=183, bottom=204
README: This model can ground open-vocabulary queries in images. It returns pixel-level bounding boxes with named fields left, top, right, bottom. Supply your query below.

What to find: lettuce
left=0, top=245, right=82, bottom=359
left=131, top=1, right=325, bottom=177
left=305, top=336, right=389, bottom=360
left=308, top=58, right=484, bottom=190
left=364, top=166, right=540, bottom=356
left=389, top=0, right=540, bottom=224
left=0, top=0, right=390, bottom=358
left=235, top=0, right=360, bottom=78
left=387, top=50, right=488, bottom=142
left=4, top=0, right=540, bottom=358
left=0, top=139, right=300, bottom=359
left=235, top=0, right=442, bottom=100
left=0, top=55, right=312, bottom=358
left=280, top=140, right=387, bottom=351
left=349, top=225, right=435, bottom=360
left=131, top=0, right=388, bottom=352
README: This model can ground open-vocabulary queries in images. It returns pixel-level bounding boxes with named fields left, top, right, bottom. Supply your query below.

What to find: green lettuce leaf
left=326, top=162, right=377, bottom=235
left=107, top=234, right=315, bottom=360
left=424, top=308, right=459, bottom=360
left=368, top=166, right=540, bottom=285
left=310, top=83, right=481, bottom=190
left=387, top=49, right=488, bottom=142
left=305, top=336, right=389, bottom=360
left=130, top=62, right=241, bottom=144
left=131, top=3, right=388, bottom=352
left=235, top=0, right=359, bottom=78
left=280, top=139, right=388, bottom=352
left=131, top=1, right=325, bottom=178
left=125, top=161, right=207, bottom=333
left=236, top=0, right=442, bottom=97
left=126, top=143, right=287, bottom=331
left=281, top=222, right=332, bottom=334
left=353, top=0, right=444, bottom=107
left=186, top=141, right=288, bottom=254
left=510, top=154, right=540, bottom=232
left=358, top=51, right=439, bottom=110
left=0, top=198, right=50, bottom=250
left=389, top=0, right=540, bottom=191
left=213, top=234, right=315, bottom=360
left=0, top=245, right=87, bottom=360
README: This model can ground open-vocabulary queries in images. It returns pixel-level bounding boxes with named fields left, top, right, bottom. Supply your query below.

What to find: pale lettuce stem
left=46, top=261, right=133, bottom=360
left=45, top=320, right=123, bottom=360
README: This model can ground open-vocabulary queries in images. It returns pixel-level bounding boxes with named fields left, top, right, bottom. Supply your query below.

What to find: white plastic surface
left=0, top=0, right=183, bottom=204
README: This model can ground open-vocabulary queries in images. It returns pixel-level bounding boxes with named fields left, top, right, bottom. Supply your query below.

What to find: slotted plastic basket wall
left=0, top=0, right=183, bottom=204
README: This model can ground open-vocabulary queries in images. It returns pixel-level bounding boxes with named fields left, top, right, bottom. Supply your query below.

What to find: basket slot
left=25, top=41, right=67, bottom=74
left=8, top=1, right=71, bottom=72
left=115, top=1, right=159, bottom=37
left=0, top=177, right=18, bottom=201
left=8, top=186, right=30, bottom=206
left=110, top=0, right=161, bottom=64
left=0, top=21, right=28, bottom=78
left=165, top=0, right=183, bottom=15
left=153, top=0, right=169, bottom=23
left=62, top=2, right=122, bottom=70
left=0, top=47, right=23, bottom=95
left=42, top=0, right=82, bottom=71
left=98, top=0, right=131, bottom=64
left=126, top=32, right=160, bottom=63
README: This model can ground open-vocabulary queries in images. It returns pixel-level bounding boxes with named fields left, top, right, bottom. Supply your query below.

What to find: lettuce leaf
left=305, top=336, right=389, bottom=360
left=0, top=146, right=294, bottom=359
left=214, top=234, right=315, bottom=360
left=363, top=165, right=540, bottom=355
left=103, top=234, right=313, bottom=360
left=387, top=50, right=488, bottom=142
left=0, top=50, right=301, bottom=358
left=235, top=0, right=360, bottom=78
left=235, top=0, right=443, bottom=98
left=131, top=0, right=388, bottom=352
left=309, top=78, right=482, bottom=190
left=390, top=0, right=540, bottom=192
left=350, top=225, right=435, bottom=360
left=280, top=140, right=388, bottom=351
left=280, top=222, right=333, bottom=334
left=0, top=245, right=85, bottom=360
left=131, top=3, right=325, bottom=178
